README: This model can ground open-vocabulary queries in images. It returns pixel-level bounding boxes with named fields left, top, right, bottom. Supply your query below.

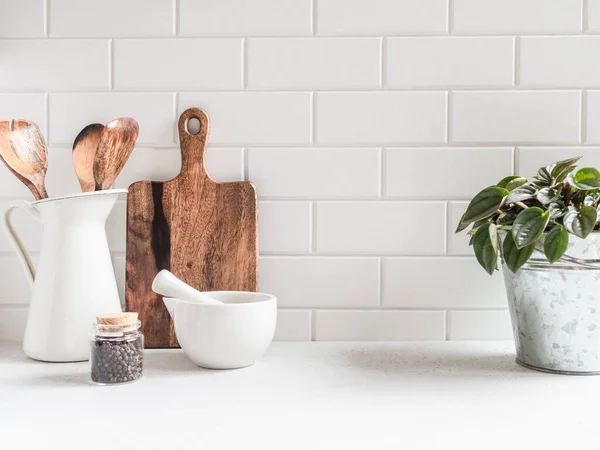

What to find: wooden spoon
left=93, top=117, right=139, bottom=190
left=0, top=119, right=48, bottom=200
left=72, top=123, right=104, bottom=192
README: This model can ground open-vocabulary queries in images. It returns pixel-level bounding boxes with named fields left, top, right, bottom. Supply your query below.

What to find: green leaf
left=473, top=224, right=498, bottom=275
left=537, top=187, right=560, bottom=205
left=563, top=206, right=597, bottom=239
left=550, top=156, right=581, bottom=182
left=505, top=177, right=528, bottom=191
left=489, top=224, right=499, bottom=253
left=512, top=207, right=550, bottom=249
left=548, top=201, right=566, bottom=220
left=455, top=213, right=470, bottom=233
left=569, top=167, right=600, bottom=190
left=543, top=226, right=569, bottom=264
left=497, top=211, right=517, bottom=225
left=584, top=194, right=596, bottom=206
left=506, top=184, right=537, bottom=204
left=502, top=232, right=536, bottom=273
left=460, top=186, right=509, bottom=225
left=534, top=167, right=553, bottom=186
left=497, top=175, right=521, bottom=188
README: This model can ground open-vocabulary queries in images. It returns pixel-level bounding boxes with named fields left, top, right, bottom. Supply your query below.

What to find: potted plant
left=457, top=157, right=600, bottom=375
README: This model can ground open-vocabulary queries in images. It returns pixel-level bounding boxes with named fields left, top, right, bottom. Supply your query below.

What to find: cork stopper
left=96, top=312, right=138, bottom=326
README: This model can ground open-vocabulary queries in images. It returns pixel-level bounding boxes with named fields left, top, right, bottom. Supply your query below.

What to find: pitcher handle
left=2, top=200, right=41, bottom=286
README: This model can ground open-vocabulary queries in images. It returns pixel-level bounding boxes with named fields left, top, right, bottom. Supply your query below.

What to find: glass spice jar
left=90, top=313, right=144, bottom=385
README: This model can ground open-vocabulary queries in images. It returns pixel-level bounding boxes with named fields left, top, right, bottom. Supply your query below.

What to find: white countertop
left=1, top=340, right=599, bottom=449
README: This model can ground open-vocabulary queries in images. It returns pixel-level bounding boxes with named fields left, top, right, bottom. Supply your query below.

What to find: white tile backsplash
left=1, top=0, right=594, bottom=341
left=382, top=258, right=507, bottom=308
left=452, top=91, right=581, bottom=143
left=0, top=0, right=44, bottom=38
left=316, top=202, right=445, bottom=254
left=520, top=37, right=600, bottom=87
left=113, top=39, right=243, bottom=90
left=260, top=257, right=379, bottom=308
left=453, top=0, right=582, bottom=33
left=0, top=40, right=109, bottom=91
left=0, top=94, right=46, bottom=138
left=274, top=310, right=312, bottom=341
left=179, top=0, right=311, bottom=36
left=385, top=148, right=513, bottom=199
left=247, top=38, right=380, bottom=89
left=259, top=202, right=312, bottom=254
left=49, top=0, right=174, bottom=37
left=448, top=310, right=513, bottom=340
left=317, top=0, right=448, bottom=35
left=314, top=311, right=446, bottom=341
left=49, top=93, right=175, bottom=145
left=386, top=37, right=514, bottom=87
left=179, top=93, right=311, bottom=145
left=316, top=92, right=447, bottom=144
left=248, top=148, right=380, bottom=198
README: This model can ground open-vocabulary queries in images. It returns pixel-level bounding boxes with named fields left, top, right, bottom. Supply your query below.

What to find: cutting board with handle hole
left=125, top=108, right=258, bottom=348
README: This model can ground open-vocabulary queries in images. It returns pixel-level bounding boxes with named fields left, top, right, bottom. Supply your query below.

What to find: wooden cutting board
left=125, top=108, right=258, bottom=348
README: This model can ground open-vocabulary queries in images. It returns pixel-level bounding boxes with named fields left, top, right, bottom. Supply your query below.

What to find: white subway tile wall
left=1, top=0, right=595, bottom=342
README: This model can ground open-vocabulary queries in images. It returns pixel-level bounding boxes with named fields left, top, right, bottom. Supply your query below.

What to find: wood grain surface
left=125, top=108, right=258, bottom=348
left=0, top=119, right=48, bottom=200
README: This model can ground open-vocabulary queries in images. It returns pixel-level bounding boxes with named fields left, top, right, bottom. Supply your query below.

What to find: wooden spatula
left=93, top=118, right=139, bottom=191
left=72, top=123, right=104, bottom=192
left=0, top=119, right=48, bottom=200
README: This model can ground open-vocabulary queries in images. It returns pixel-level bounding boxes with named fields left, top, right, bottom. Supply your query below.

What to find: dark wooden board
left=125, top=108, right=258, bottom=348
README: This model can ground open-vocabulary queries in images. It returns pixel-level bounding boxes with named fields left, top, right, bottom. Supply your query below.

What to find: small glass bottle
left=90, top=313, right=144, bottom=385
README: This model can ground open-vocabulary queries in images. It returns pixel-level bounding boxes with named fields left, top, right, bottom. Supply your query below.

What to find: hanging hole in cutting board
left=186, top=117, right=201, bottom=135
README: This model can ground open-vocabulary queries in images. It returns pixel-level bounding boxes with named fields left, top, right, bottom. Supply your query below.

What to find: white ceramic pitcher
left=2, top=190, right=126, bottom=362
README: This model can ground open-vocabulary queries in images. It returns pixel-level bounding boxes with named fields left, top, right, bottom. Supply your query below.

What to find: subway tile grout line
left=581, top=89, right=588, bottom=144
left=173, top=0, right=179, bottom=36
left=242, top=147, right=249, bottom=181
left=6, top=31, right=600, bottom=39
left=444, top=201, right=450, bottom=254
left=380, top=37, right=386, bottom=88
left=108, top=39, right=113, bottom=90
left=0, top=303, right=509, bottom=312
left=377, top=257, right=383, bottom=307
left=310, top=309, right=316, bottom=341
left=310, top=91, right=317, bottom=144
left=447, top=0, right=454, bottom=34
left=43, top=93, right=50, bottom=141
left=583, top=0, right=589, bottom=32
left=310, top=201, right=317, bottom=253
left=446, top=91, right=453, bottom=144
left=512, top=146, right=518, bottom=175
left=43, top=142, right=600, bottom=150
left=444, top=310, right=450, bottom=340
left=379, top=147, right=385, bottom=198
left=0, top=304, right=29, bottom=309
left=43, top=0, right=49, bottom=37
left=8, top=87, right=597, bottom=94
left=241, top=38, right=247, bottom=89
left=172, top=92, right=178, bottom=143
left=513, top=36, right=520, bottom=86
left=311, top=0, right=317, bottom=35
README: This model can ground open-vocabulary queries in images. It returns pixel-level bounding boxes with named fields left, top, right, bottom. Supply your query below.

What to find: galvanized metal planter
left=502, top=233, right=600, bottom=375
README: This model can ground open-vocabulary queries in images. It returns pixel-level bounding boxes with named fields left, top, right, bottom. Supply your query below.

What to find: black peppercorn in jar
left=90, top=313, right=144, bottom=385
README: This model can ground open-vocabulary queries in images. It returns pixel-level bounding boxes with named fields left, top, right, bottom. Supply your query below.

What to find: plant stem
left=516, top=201, right=529, bottom=209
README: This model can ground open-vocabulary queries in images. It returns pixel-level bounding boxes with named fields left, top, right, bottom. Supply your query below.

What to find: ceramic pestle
left=151, top=270, right=223, bottom=305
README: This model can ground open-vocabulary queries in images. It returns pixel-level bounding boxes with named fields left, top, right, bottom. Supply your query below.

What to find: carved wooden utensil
left=126, top=108, right=258, bottom=348
left=93, top=117, right=139, bottom=190
left=0, top=119, right=48, bottom=200
left=72, top=123, right=104, bottom=192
